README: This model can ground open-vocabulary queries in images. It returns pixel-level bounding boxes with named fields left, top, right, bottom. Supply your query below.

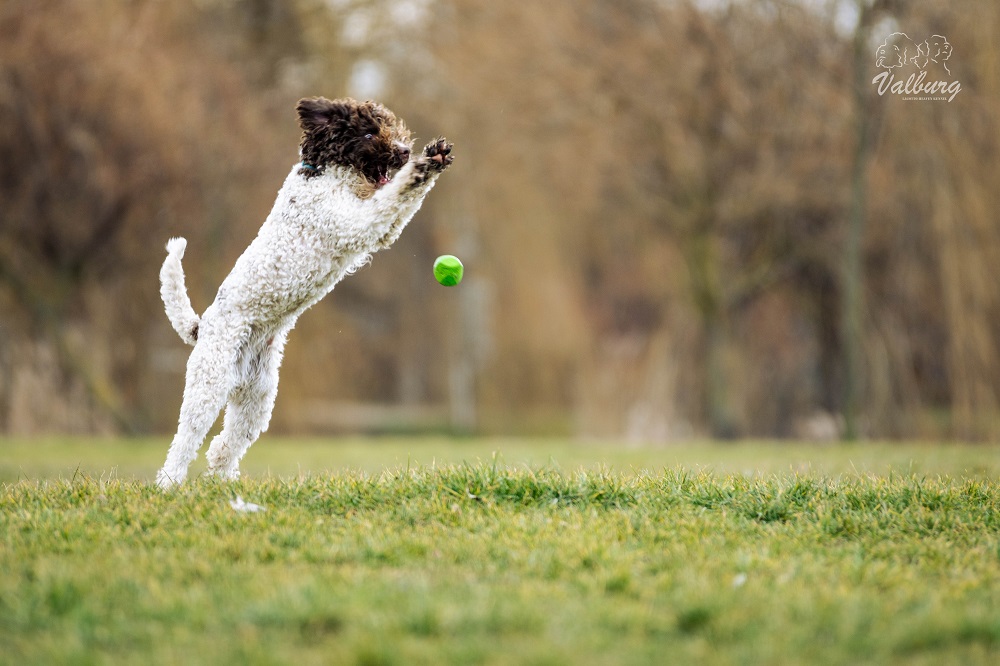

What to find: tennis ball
left=433, top=254, right=464, bottom=286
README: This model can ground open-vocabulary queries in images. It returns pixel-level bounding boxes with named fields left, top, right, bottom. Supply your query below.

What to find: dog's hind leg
left=205, top=331, right=286, bottom=480
left=156, top=324, right=246, bottom=489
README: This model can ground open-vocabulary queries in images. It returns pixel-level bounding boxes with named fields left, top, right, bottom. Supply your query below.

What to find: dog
left=156, top=97, right=453, bottom=489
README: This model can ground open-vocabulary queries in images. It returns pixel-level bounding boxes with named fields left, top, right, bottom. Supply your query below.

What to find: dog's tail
left=160, top=237, right=200, bottom=346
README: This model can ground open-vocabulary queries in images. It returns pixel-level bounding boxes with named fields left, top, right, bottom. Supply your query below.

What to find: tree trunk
left=842, top=0, right=876, bottom=441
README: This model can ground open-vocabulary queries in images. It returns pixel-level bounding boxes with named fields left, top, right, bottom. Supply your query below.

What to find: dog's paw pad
left=422, top=138, right=454, bottom=171
left=408, top=138, right=453, bottom=186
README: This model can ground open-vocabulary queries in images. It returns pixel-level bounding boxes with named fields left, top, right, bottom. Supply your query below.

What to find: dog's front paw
left=410, top=138, right=453, bottom=186
left=423, top=138, right=454, bottom=171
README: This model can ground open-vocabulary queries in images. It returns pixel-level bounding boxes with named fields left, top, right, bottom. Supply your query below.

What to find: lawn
left=3, top=435, right=999, bottom=483
left=1, top=437, right=999, bottom=664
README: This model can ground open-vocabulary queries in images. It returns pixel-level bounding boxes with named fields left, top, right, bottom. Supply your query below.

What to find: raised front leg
left=374, top=138, right=453, bottom=203
left=409, top=138, right=454, bottom=188
left=372, top=138, right=454, bottom=248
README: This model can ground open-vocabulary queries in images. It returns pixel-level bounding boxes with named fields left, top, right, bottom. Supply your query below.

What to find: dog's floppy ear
left=296, top=97, right=353, bottom=131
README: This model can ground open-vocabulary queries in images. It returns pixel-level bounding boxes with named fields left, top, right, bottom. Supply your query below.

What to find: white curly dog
left=156, top=97, right=453, bottom=489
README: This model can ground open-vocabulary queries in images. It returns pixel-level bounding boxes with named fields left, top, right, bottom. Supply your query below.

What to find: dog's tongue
left=378, top=175, right=391, bottom=187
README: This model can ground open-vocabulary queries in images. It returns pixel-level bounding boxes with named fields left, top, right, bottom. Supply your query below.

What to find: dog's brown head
left=296, top=97, right=412, bottom=188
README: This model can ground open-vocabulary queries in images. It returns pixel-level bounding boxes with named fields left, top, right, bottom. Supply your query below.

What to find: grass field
left=2, top=437, right=999, bottom=664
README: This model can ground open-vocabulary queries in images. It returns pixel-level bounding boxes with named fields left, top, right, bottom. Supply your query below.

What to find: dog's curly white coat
left=157, top=149, right=447, bottom=489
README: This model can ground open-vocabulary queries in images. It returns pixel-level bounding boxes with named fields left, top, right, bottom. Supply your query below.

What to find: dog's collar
left=300, top=161, right=318, bottom=171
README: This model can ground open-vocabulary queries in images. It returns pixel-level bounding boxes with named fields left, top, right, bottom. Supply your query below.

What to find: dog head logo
left=872, top=32, right=960, bottom=102
left=916, top=35, right=953, bottom=75
left=875, top=32, right=918, bottom=69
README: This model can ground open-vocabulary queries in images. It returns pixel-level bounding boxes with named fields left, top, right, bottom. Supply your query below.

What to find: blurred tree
left=862, top=0, right=1000, bottom=439
left=581, top=1, right=855, bottom=437
left=386, top=0, right=602, bottom=432
left=0, top=0, right=284, bottom=433
left=2, top=0, right=997, bottom=440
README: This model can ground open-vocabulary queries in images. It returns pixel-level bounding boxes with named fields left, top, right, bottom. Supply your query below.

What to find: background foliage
left=1, top=0, right=998, bottom=441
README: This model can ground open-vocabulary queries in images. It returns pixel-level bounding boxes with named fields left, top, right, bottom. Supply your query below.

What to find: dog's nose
left=395, top=142, right=411, bottom=160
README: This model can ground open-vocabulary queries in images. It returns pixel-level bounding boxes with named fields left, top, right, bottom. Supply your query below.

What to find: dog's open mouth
left=376, top=147, right=411, bottom=188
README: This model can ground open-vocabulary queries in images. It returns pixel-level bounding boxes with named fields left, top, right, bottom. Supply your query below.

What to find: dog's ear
left=296, top=97, right=353, bottom=132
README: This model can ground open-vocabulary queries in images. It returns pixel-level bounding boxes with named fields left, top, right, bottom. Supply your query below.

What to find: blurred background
left=1, top=0, right=998, bottom=443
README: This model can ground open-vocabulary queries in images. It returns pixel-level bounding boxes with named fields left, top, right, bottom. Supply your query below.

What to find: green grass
left=3, top=435, right=999, bottom=484
left=2, top=438, right=999, bottom=664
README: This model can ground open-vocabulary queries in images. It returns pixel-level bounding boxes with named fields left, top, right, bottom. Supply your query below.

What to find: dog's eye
left=364, top=133, right=373, bottom=140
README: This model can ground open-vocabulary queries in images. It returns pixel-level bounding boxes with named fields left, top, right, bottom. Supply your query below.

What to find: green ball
left=433, top=254, right=464, bottom=286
